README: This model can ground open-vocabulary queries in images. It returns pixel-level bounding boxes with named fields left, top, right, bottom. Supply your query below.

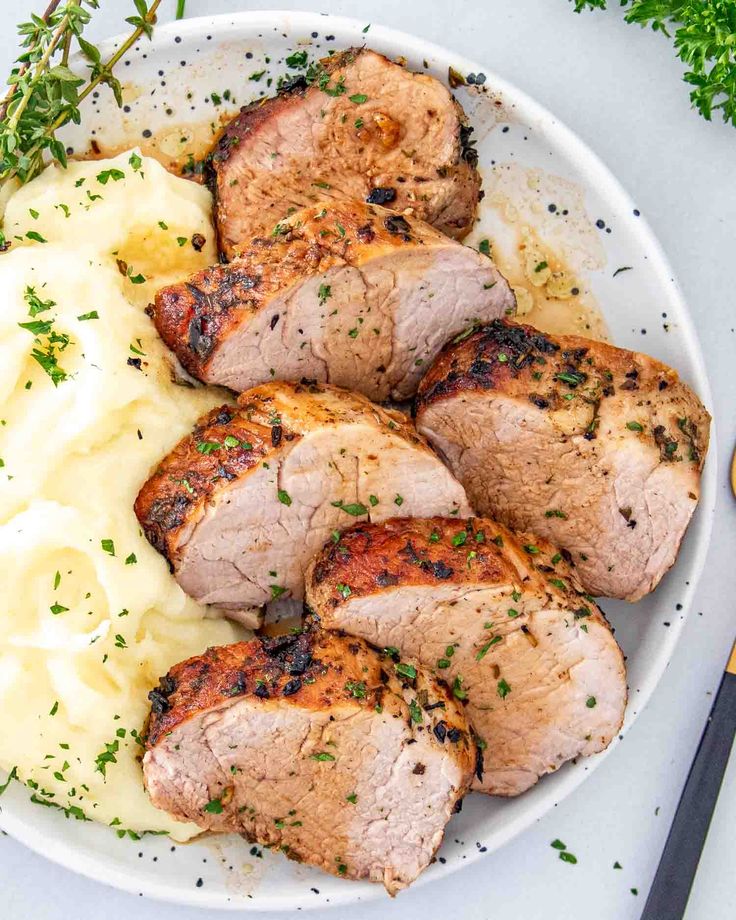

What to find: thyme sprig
left=1, top=0, right=163, bottom=188
left=571, top=1, right=736, bottom=128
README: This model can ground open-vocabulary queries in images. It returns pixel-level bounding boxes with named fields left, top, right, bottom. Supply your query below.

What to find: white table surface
left=2, top=1, right=735, bottom=918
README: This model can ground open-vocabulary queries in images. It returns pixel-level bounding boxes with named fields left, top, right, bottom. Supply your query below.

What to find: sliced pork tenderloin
left=143, top=630, right=475, bottom=893
left=134, top=381, right=470, bottom=623
left=414, top=319, right=710, bottom=601
left=153, top=200, right=514, bottom=401
left=306, top=516, right=626, bottom=796
left=210, top=48, right=481, bottom=258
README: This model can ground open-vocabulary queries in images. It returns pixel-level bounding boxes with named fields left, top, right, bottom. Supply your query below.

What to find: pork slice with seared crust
left=210, top=48, right=481, bottom=258
left=153, top=200, right=514, bottom=401
left=134, top=381, right=470, bottom=622
left=414, top=319, right=710, bottom=601
left=143, top=629, right=475, bottom=893
left=306, top=516, right=626, bottom=796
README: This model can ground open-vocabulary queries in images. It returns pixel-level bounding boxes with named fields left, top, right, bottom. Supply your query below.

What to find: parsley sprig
left=0, top=0, right=162, bottom=188
left=571, top=1, right=736, bottom=127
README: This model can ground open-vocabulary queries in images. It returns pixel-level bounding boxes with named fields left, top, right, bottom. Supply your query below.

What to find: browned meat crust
left=153, top=199, right=505, bottom=385
left=146, top=630, right=449, bottom=747
left=133, top=402, right=278, bottom=563
left=308, top=515, right=598, bottom=619
left=416, top=318, right=709, bottom=467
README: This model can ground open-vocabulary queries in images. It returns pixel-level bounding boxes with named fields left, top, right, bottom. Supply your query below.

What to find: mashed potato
left=0, top=153, right=243, bottom=840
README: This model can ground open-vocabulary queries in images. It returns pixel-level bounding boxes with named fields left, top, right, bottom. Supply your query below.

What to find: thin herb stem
left=0, top=0, right=65, bottom=119
left=1, top=0, right=163, bottom=187
left=6, top=14, right=73, bottom=133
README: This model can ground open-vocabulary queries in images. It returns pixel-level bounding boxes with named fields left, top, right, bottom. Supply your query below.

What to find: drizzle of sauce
left=78, top=80, right=235, bottom=178
left=481, top=162, right=609, bottom=341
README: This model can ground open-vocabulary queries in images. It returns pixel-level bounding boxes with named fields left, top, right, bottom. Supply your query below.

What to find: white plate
left=0, top=10, right=716, bottom=911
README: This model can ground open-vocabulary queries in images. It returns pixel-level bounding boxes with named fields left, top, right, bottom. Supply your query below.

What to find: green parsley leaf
left=96, top=168, right=125, bottom=185
left=331, top=500, right=368, bottom=516
left=395, top=662, right=417, bottom=680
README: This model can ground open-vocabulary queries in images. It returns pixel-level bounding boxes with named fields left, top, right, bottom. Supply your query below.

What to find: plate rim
left=0, top=8, right=717, bottom=911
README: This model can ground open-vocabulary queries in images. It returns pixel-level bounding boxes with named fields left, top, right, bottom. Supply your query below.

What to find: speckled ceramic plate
left=0, top=10, right=716, bottom=911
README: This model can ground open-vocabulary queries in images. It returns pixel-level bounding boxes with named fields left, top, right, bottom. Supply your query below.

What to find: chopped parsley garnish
left=0, top=766, right=18, bottom=796
left=77, top=310, right=99, bottom=321
left=409, top=699, right=423, bottom=724
left=452, top=675, right=467, bottom=700
left=96, top=168, right=125, bottom=185
left=534, top=260, right=548, bottom=272
left=196, top=440, right=221, bottom=454
left=523, top=544, right=540, bottom=555
left=26, top=230, right=47, bottom=243
left=478, top=239, right=491, bottom=256
left=50, top=602, right=68, bottom=615
left=349, top=93, right=368, bottom=104
left=507, top=608, right=520, bottom=618
left=556, top=371, right=585, bottom=386
left=395, top=662, right=417, bottom=680
left=101, top=538, right=115, bottom=556
left=318, top=283, right=332, bottom=304
left=20, top=286, right=71, bottom=386
left=626, top=421, right=643, bottom=432
left=451, top=530, right=467, bottom=547
left=114, top=634, right=127, bottom=649
left=317, top=71, right=346, bottom=97
left=394, top=494, right=404, bottom=506
left=285, top=50, right=309, bottom=69
left=497, top=678, right=511, bottom=699
left=476, top=636, right=501, bottom=660
left=345, top=681, right=366, bottom=698
left=586, top=696, right=597, bottom=708
left=310, top=752, right=335, bottom=761
left=277, top=489, right=292, bottom=506
left=336, top=583, right=352, bottom=599
left=331, top=500, right=368, bottom=516
left=545, top=509, right=567, bottom=519
left=369, top=494, right=379, bottom=506
left=559, top=851, right=578, bottom=864
left=346, top=792, right=358, bottom=804
left=203, top=797, right=224, bottom=814
left=94, top=739, right=119, bottom=777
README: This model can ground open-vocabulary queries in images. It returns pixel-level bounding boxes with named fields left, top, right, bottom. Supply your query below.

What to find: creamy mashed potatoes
left=0, top=153, right=243, bottom=840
